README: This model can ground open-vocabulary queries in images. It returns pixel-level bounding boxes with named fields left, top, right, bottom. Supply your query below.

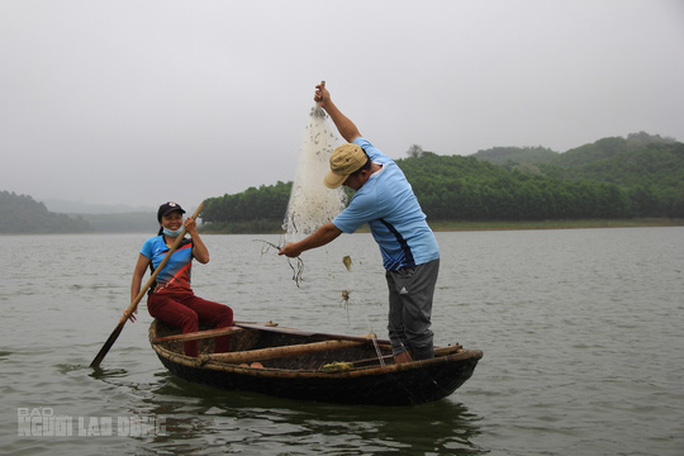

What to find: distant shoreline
left=201, top=217, right=684, bottom=235
left=428, top=218, right=684, bottom=232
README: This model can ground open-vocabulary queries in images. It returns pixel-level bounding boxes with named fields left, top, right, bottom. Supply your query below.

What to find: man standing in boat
left=279, top=81, right=440, bottom=363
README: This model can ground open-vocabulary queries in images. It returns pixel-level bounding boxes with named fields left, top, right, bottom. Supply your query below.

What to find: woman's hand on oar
left=124, top=307, right=138, bottom=323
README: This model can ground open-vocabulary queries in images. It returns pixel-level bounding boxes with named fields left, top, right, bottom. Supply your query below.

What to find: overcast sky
left=2, top=0, right=683, bottom=209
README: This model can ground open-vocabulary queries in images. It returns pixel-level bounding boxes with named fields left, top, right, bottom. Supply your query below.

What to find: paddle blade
left=89, top=321, right=125, bottom=368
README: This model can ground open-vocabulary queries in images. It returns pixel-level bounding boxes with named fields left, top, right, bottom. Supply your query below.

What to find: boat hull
left=150, top=320, right=482, bottom=406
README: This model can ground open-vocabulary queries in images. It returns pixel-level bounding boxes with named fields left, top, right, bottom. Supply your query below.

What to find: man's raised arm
left=314, top=81, right=361, bottom=143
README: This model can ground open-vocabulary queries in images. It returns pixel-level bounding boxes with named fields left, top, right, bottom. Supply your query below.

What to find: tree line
left=398, top=153, right=633, bottom=220
left=202, top=182, right=293, bottom=233
left=200, top=133, right=683, bottom=233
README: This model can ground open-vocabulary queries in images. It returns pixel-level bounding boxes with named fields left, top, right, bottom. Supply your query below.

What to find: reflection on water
left=133, top=374, right=486, bottom=455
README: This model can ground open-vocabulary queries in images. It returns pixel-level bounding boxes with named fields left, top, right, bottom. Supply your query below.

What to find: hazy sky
left=2, top=0, right=683, bottom=209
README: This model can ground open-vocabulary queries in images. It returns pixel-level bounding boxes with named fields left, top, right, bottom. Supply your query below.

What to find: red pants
left=147, top=291, right=233, bottom=357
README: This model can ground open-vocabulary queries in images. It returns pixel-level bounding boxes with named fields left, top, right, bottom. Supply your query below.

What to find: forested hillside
left=200, top=133, right=684, bottom=233
left=0, top=191, right=91, bottom=233
left=397, top=153, right=632, bottom=220
left=476, top=132, right=684, bottom=217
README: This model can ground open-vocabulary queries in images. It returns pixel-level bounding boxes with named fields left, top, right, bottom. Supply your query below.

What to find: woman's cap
left=157, top=201, right=186, bottom=222
left=324, top=143, right=368, bottom=189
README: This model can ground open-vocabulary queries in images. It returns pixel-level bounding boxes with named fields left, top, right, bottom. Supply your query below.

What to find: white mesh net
left=282, top=105, right=347, bottom=242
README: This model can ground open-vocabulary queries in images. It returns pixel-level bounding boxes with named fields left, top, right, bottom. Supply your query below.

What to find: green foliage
left=472, top=132, right=684, bottom=219
left=201, top=132, right=683, bottom=232
left=406, top=144, right=425, bottom=158
left=202, top=182, right=292, bottom=229
left=472, top=146, right=559, bottom=167
left=538, top=137, right=684, bottom=217
left=397, top=155, right=632, bottom=221
left=549, top=132, right=677, bottom=168
left=0, top=191, right=91, bottom=234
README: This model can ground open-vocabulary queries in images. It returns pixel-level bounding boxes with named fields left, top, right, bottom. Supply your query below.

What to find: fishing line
left=253, top=239, right=304, bottom=288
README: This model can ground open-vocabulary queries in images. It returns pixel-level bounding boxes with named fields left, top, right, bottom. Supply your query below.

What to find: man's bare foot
left=393, top=351, right=413, bottom=364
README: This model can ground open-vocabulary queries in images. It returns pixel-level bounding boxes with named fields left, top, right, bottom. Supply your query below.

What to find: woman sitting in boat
left=128, top=201, right=234, bottom=357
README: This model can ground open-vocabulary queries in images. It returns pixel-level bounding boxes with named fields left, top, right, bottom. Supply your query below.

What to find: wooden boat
left=149, top=319, right=483, bottom=406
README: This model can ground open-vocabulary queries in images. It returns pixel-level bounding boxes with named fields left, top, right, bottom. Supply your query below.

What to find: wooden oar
left=152, top=326, right=244, bottom=344
left=205, top=339, right=363, bottom=364
left=89, top=202, right=204, bottom=368
left=149, top=320, right=262, bottom=344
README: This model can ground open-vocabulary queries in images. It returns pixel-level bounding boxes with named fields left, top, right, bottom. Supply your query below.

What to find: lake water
left=1, top=227, right=682, bottom=455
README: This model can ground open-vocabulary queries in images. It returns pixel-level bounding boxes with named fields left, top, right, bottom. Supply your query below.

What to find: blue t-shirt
left=332, top=137, right=440, bottom=271
left=140, top=235, right=194, bottom=293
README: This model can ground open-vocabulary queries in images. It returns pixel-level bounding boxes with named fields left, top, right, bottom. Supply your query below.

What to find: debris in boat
left=254, top=239, right=305, bottom=288
left=239, top=362, right=264, bottom=369
left=340, top=289, right=350, bottom=304
left=321, top=361, right=354, bottom=373
left=342, top=255, right=352, bottom=271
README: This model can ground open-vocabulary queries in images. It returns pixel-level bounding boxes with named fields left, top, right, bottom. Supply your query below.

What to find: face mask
left=162, top=227, right=184, bottom=237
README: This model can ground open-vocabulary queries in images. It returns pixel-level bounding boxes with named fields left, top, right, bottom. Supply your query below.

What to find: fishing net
left=282, top=105, right=347, bottom=243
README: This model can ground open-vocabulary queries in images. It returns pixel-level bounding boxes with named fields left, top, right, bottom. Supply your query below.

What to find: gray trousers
left=385, top=258, right=439, bottom=360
